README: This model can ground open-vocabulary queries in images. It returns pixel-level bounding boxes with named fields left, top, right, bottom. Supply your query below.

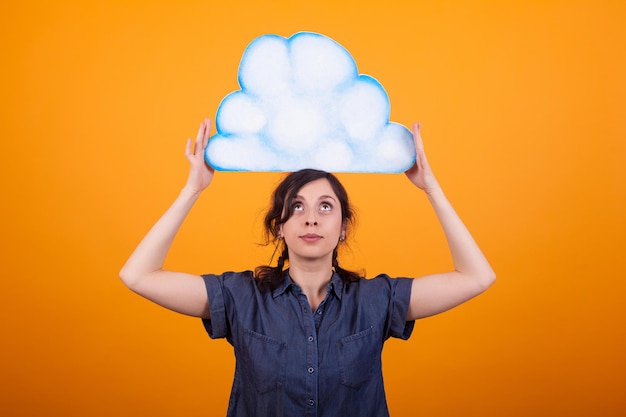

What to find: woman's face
left=280, top=178, right=345, bottom=264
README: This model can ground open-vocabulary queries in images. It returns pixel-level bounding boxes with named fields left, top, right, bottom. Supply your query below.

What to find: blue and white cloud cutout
left=205, top=32, right=416, bottom=173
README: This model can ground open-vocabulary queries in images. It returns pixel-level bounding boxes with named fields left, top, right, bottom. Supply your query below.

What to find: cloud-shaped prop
left=205, top=32, right=415, bottom=172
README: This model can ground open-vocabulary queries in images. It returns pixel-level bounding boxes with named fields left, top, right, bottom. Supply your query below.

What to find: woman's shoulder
left=356, top=273, right=413, bottom=293
left=201, top=271, right=261, bottom=305
left=361, top=273, right=397, bottom=285
left=201, top=270, right=256, bottom=289
left=202, top=270, right=254, bottom=279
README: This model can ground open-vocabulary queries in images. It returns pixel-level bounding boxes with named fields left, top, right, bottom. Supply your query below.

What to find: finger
left=194, top=121, right=208, bottom=153
left=196, top=120, right=207, bottom=139
left=412, top=122, right=424, bottom=153
left=411, top=122, right=424, bottom=169
left=202, top=118, right=211, bottom=149
left=184, top=138, right=193, bottom=159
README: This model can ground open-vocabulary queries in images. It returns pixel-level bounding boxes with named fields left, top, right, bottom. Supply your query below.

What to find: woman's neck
left=288, top=258, right=333, bottom=311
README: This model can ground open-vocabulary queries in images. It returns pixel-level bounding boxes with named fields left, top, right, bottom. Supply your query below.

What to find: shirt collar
left=271, top=271, right=294, bottom=298
left=328, top=271, right=344, bottom=301
left=272, top=270, right=344, bottom=301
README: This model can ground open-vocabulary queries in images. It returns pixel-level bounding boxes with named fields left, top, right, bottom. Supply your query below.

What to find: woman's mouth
left=300, top=233, right=322, bottom=242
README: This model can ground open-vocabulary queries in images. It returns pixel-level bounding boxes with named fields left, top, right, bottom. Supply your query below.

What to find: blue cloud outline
left=205, top=32, right=415, bottom=173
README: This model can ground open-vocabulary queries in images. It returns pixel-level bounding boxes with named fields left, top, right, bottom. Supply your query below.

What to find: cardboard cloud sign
left=205, top=32, right=416, bottom=172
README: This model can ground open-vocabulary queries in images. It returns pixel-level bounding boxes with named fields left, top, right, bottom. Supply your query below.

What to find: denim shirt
left=201, top=270, right=414, bottom=417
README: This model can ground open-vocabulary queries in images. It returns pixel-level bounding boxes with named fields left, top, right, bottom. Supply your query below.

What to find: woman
left=120, top=119, right=495, bottom=416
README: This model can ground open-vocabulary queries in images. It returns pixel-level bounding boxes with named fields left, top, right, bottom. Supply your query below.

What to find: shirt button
left=308, top=399, right=315, bottom=406
left=308, top=336, right=314, bottom=342
left=307, top=367, right=315, bottom=374
left=316, top=309, right=322, bottom=315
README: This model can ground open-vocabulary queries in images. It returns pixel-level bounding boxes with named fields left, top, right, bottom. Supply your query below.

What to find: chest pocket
left=337, top=326, right=381, bottom=389
left=239, top=328, right=287, bottom=393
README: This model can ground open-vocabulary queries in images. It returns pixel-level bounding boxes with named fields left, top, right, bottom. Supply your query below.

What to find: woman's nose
left=305, top=219, right=318, bottom=226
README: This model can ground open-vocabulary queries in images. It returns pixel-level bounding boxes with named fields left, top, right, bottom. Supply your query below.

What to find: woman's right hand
left=184, top=118, right=215, bottom=194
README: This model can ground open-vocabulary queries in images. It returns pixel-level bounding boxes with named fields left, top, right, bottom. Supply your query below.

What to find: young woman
left=120, top=119, right=495, bottom=416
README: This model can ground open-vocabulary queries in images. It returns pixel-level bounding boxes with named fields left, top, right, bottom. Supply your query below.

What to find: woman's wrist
left=180, top=184, right=204, bottom=201
left=424, top=184, right=445, bottom=201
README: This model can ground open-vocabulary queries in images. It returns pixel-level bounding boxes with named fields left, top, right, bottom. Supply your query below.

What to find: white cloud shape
left=205, top=32, right=415, bottom=173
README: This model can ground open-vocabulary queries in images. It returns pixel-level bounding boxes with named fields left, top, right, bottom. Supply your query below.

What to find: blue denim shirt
left=202, top=270, right=414, bottom=417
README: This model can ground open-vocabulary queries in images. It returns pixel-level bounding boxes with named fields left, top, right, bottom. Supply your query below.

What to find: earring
left=339, top=235, right=345, bottom=242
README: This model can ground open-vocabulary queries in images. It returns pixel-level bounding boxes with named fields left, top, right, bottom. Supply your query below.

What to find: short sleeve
left=389, top=277, right=415, bottom=340
left=200, top=271, right=257, bottom=340
left=201, top=274, right=228, bottom=339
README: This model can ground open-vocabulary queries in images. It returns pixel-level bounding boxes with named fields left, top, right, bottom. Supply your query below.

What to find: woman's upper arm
left=122, top=270, right=210, bottom=319
left=406, top=272, right=493, bottom=321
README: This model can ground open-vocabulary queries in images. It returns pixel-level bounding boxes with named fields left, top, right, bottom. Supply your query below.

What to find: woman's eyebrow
left=293, top=194, right=337, bottom=202
left=319, top=195, right=337, bottom=202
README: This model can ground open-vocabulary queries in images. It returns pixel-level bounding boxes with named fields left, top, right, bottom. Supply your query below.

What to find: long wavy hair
left=255, top=169, right=362, bottom=291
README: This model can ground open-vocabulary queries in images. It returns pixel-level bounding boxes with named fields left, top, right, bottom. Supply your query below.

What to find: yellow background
left=2, top=0, right=625, bottom=415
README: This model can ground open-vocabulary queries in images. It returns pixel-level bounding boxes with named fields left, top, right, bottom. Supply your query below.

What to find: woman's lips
left=300, top=233, right=322, bottom=242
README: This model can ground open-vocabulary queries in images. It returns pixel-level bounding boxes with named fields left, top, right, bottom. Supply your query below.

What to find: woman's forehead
left=293, top=179, right=337, bottom=199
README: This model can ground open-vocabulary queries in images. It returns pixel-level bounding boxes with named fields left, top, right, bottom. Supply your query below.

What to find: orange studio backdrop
left=1, top=0, right=625, bottom=416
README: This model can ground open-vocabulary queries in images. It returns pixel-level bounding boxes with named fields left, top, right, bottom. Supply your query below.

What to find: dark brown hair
left=255, top=169, right=362, bottom=291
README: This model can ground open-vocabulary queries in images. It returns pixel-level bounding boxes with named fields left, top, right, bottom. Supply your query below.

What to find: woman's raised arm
left=405, top=123, right=496, bottom=320
left=119, top=119, right=214, bottom=318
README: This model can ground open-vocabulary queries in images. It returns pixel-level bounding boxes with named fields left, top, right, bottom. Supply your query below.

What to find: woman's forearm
left=119, top=186, right=202, bottom=288
left=426, top=186, right=495, bottom=288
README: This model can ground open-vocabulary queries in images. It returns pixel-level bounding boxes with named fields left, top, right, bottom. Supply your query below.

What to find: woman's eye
left=320, top=203, right=332, bottom=212
left=292, top=202, right=304, bottom=211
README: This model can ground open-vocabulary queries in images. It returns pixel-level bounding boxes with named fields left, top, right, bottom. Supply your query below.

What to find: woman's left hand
left=404, top=123, right=440, bottom=194
left=184, top=118, right=215, bottom=194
